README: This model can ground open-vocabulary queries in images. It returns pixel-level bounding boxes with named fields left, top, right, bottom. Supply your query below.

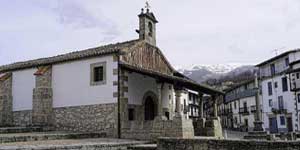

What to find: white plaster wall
left=261, top=75, right=294, bottom=113
left=127, top=73, right=173, bottom=111
left=261, top=74, right=296, bottom=131
left=239, top=96, right=256, bottom=129
left=161, top=83, right=173, bottom=109
left=52, top=56, right=117, bottom=108
left=127, top=72, right=157, bottom=105
left=228, top=100, right=240, bottom=128
left=12, top=68, right=36, bottom=111
left=289, top=51, right=300, bottom=64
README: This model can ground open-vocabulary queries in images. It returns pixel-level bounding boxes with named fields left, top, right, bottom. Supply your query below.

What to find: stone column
left=198, top=93, right=204, bottom=119
left=204, top=95, right=223, bottom=138
left=194, top=92, right=206, bottom=136
left=167, top=85, right=194, bottom=138
left=175, top=89, right=182, bottom=116
left=253, top=73, right=264, bottom=132
left=0, top=73, right=13, bottom=126
left=155, top=82, right=167, bottom=120
left=119, top=69, right=129, bottom=138
left=32, top=66, right=53, bottom=126
left=157, top=82, right=163, bottom=116
left=213, top=95, right=218, bottom=118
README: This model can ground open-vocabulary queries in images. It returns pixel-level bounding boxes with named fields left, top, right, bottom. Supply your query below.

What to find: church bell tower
left=137, top=2, right=158, bottom=46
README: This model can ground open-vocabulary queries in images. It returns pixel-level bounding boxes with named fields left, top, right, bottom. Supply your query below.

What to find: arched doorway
left=143, top=91, right=158, bottom=121
left=145, top=96, right=156, bottom=120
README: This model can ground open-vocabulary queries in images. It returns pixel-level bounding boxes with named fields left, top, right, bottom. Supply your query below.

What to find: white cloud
left=1, top=0, right=300, bottom=67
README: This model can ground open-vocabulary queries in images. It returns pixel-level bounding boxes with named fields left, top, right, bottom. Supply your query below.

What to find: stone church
left=0, top=7, right=223, bottom=140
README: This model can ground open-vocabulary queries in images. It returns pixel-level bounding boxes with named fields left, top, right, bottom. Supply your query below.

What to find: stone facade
left=32, top=66, right=53, bottom=126
left=158, top=137, right=300, bottom=150
left=13, top=110, right=32, bottom=127
left=0, top=73, right=13, bottom=126
left=121, top=117, right=194, bottom=141
left=53, top=103, right=118, bottom=137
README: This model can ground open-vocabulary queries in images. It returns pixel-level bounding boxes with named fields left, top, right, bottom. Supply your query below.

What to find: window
left=128, top=108, right=135, bottom=121
left=270, top=64, right=276, bottom=76
left=268, top=82, right=273, bottom=95
left=243, top=102, right=247, bottom=109
left=245, top=119, right=248, bottom=127
left=269, top=99, right=273, bottom=107
left=282, top=77, right=288, bottom=92
left=234, top=101, right=237, bottom=109
left=90, top=62, right=106, bottom=86
left=165, top=112, right=170, bottom=120
left=274, top=82, right=278, bottom=88
left=285, top=57, right=289, bottom=67
left=297, top=73, right=300, bottom=79
left=94, top=66, right=104, bottom=81
left=280, top=116, right=285, bottom=125
left=148, top=22, right=153, bottom=37
left=278, top=96, right=284, bottom=109
left=298, top=94, right=300, bottom=103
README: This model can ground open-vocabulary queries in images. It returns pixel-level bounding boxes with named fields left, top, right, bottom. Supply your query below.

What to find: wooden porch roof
left=120, top=62, right=224, bottom=95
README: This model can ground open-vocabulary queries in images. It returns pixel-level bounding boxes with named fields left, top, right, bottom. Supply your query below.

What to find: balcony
left=290, top=74, right=300, bottom=91
left=224, top=109, right=233, bottom=115
left=271, top=101, right=287, bottom=114
left=239, top=107, right=249, bottom=115
left=250, top=106, right=256, bottom=113
left=271, top=102, right=287, bottom=114
left=271, top=107, right=287, bottom=114
left=225, top=89, right=257, bottom=102
left=250, top=105, right=262, bottom=113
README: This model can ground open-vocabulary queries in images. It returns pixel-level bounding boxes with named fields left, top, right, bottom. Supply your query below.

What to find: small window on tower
left=148, top=22, right=153, bottom=37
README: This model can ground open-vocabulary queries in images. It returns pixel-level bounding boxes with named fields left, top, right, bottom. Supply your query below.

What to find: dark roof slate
left=0, top=39, right=140, bottom=73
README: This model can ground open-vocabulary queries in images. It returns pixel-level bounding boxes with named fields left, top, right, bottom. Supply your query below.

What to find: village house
left=0, top=7, right=224, bottom=140
left=222, top=80, right=261, bottom=132
left=256, top=49, right=300, bottom=133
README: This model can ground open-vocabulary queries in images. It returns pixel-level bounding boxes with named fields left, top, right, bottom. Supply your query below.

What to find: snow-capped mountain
left=177, top=64, right=256, bottom=83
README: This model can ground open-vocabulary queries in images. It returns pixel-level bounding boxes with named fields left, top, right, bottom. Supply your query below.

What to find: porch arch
left=142, top=91, right=158, bottom=121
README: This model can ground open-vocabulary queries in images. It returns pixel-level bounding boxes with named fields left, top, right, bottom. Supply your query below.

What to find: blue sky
left=1, top=0, right=300, bottom=67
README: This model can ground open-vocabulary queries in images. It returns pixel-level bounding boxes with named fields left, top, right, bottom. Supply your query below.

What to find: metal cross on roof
left=145, top=1, right=151, bottom=10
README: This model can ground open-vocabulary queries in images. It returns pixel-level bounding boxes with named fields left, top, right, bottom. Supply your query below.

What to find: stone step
left=244, top=135, right=270, bottom=140
left=128, top=144, right=157, bottom=150
left=0, top=138, right=149, bottom=150
left=0, top=126, right=52, bottom=134
left=247, top=131, right=268, bottom=135
left=0, top=132, right=106, bottom=144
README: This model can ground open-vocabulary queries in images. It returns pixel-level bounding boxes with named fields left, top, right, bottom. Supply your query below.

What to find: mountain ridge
left=177, top=64, right=256, bottom=87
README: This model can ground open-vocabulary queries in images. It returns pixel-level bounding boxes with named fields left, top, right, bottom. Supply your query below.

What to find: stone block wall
left=53, top=103, right=118, bottom=137
left=32, top=66, right=53, bottom=126
left=13, top=110, right=32, bottom=127
left=0, top=73, right=13, bottom=126
left=158, top=138, right=300, bottom=150
left=121, top=116, right=194, bottom=140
